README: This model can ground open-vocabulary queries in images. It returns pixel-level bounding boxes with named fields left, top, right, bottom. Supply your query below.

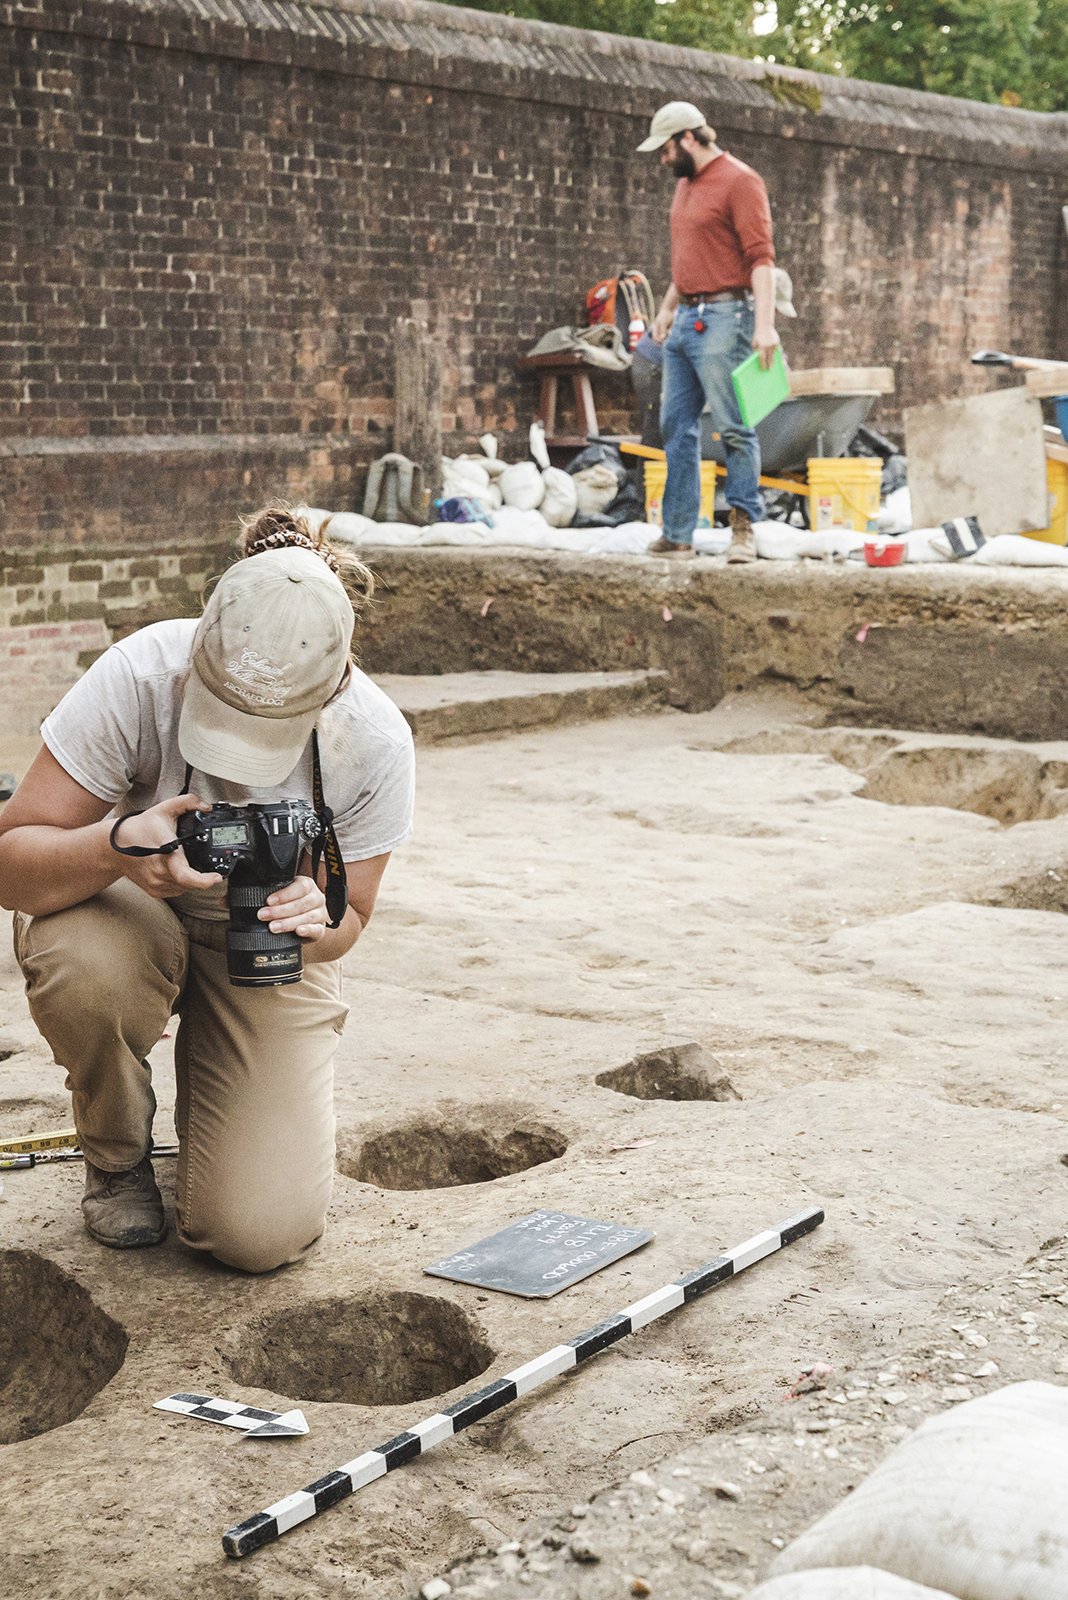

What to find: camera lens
left=225, top=882, right=303, bottom=987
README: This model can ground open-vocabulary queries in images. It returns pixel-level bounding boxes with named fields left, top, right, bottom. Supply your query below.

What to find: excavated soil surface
left=1, top=689, right=1067, bottom=1599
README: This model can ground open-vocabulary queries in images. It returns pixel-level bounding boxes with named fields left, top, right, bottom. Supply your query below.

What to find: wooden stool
left=518, top=352, right=601, bottom=451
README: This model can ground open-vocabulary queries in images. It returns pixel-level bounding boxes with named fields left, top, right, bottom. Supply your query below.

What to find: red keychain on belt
left=694, top=300, right=706, bottom=333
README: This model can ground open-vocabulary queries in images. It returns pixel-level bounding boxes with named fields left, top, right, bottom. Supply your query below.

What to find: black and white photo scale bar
left=222, top=1205, right=825, bottom=1559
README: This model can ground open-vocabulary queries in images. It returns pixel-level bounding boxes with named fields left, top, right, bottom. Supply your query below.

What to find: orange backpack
left=585, top=270, right=656, bottom=350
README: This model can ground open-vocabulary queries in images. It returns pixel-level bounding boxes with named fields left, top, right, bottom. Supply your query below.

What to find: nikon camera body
left=177, top=800, right=323, bottom=987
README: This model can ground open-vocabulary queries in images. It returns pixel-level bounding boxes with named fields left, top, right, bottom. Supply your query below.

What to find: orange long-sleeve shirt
left=669, top=151, right=775, bottom=296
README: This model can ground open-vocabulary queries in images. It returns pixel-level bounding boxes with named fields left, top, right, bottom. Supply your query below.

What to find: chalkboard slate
left=424, top=1210, right=654, bottom=1298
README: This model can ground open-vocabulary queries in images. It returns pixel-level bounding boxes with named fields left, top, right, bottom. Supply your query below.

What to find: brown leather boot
left=726, top=508, right=757, bottom=564
left=646, top=535, right=696, bottom=559
left=82, top=1156, right=166, bottom=1249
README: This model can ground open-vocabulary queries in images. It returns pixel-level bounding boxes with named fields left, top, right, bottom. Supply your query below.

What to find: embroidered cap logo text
left=225, top=647, right=294, bottom=708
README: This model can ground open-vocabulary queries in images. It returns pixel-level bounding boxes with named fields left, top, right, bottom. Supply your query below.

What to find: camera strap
left=312, top=731, right=349, bottom=930
left=108, top=811, right=186, bottom=857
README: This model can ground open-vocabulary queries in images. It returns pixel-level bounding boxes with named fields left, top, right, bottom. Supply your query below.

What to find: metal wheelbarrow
left=702, top=391, right=880, bottom=474
left=621, top=380, right=889, bottom=515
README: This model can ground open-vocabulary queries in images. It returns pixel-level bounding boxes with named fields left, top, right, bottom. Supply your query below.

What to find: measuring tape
left=0, top=1127, right=81, bottom=1155
left=0, top=1142, right=178, bottom=1170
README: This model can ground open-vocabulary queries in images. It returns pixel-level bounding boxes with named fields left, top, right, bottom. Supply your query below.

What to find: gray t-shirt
left=42, top=620, right=415, bottom=915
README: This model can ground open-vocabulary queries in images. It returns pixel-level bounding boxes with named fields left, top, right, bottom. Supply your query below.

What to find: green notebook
left=731, top=345, right=790, bottom=428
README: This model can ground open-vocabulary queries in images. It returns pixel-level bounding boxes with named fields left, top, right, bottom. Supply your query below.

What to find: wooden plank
left=1025, top=366, right=1068, bottom=398
left=788, top=366, right=895, bottom=397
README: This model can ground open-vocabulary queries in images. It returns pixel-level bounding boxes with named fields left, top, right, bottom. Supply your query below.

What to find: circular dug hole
left=224, top=1289, right=494, bottom=1406
left=0, top=1249, right=128, bottom=1443
left=860, top=745, right=1046, bottom=824
left=340, top=1109, right=568, bottom=1190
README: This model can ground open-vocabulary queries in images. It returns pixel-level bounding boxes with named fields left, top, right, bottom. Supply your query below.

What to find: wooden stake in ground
left=222, top=1205, right=825, bottom=1559
left=393, top=317, right=442, bottom=521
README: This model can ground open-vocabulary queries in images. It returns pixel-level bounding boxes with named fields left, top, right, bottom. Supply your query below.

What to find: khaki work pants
left=14, top=879, right=347, bottom=1273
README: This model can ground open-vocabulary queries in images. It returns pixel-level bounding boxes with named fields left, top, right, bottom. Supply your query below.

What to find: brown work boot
left=82, top=1156, right=166, bottom=1249
left=647, top=535, right=696, bottom=559
left=726, top=508, right=757, bottom=564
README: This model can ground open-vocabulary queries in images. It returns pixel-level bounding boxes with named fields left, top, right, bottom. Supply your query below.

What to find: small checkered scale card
left=155, top=1392, right=309, bottom=1439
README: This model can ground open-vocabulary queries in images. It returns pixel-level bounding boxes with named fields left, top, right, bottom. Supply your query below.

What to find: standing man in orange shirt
left=638, top=101, right=780, bottom=562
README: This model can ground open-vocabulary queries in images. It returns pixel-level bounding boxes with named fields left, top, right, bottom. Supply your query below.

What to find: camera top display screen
left=210, top=823, right=251, bottom=847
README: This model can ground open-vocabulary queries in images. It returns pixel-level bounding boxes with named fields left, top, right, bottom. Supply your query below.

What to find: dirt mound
left=596, top=1043, right=741, bottom=1102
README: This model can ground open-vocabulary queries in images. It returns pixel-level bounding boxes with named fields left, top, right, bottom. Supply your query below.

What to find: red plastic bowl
left=864, top=538, right=906, bottom=568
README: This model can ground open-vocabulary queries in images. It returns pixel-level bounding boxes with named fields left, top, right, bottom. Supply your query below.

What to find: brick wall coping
left=9, top=0, right=1068, bottom=170
left=0, top=431, right=356, bottom=459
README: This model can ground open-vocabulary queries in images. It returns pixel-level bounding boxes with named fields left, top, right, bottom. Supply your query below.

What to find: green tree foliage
left=765, top=0, right=1064, bottom=108
left=436, top=0, right=1068, bottom=110
left=445, top=0, right=754, bottom=55
left=1025, top=0, right=1068, bottom=109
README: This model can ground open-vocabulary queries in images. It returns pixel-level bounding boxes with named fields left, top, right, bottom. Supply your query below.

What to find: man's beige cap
left=637, top=101, right=706, bottom=152
left=775, top=267, right=798, bottom=318
left=178, top=546, right=354, bottom=787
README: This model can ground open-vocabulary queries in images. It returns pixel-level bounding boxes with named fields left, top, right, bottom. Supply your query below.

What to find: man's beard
left=671, top=148, right=697, bottom=179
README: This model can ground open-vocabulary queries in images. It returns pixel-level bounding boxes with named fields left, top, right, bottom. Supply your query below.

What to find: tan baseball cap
left=179, top=547, right=354, bottom=787
left=775, top=267, right=798, bottom=318
left=637, top=101, right=707, bottom=152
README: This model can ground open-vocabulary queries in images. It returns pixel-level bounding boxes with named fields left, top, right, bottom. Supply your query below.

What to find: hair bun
left=236, top=500, right=374, bottom=610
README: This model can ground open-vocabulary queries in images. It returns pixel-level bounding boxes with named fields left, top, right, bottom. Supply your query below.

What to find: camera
left=177, top=800, right=323, bottom=987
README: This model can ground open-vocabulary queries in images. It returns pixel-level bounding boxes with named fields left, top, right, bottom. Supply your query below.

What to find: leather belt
left=678, top=289, right=750, bottom=305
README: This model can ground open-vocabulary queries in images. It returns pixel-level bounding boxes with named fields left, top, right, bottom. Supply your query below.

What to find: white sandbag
left=331, top=521, right=424, bottom=546
left=529, top=420, right=550, bottom=471
left=294, top=504, right=334, bottom=536
left=417, top=521, right=497, bottom=546
left=902, top=528, right=953, bottom=562
left=571, top=462, right=620, bottom=518
left=457, top=451, right=509, bottom=480
left=798, top=526, right=866, bottom=559
left=591, top=521, right=669, bottom=555
left=441, top=458, right=491, bottom=497
left=973, top=533, right=1068, bottom=567
left=499, top=461, right=545, bottom=511
left=879, top=484, right=913, bottom=533
left=751, top=1569, right=957, bottom=1600
left=756, top=522, right=809, bottom=560
left=486, top=505, right=556, bottom=546
left=314, top=510, right=380, bottom=544
left=771, top=1382, right=1068, bottom=1600
left=693, top=528, right=732, bottom=555
left=540, top=467, right=578, bottom=527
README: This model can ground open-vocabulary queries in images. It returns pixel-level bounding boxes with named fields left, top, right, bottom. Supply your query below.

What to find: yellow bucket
left=1022, top=457, right=1068, bottom=545
left=807, top=457, right=882, bottom=532
left=644, top=461, right=719, bottom=529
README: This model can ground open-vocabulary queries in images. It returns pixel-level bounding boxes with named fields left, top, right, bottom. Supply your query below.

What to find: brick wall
left=5, top=0, right=1066, bottom=461
left=0, top=546, right=225, bottom=732
left=1, top=0, right=1067, bottom=726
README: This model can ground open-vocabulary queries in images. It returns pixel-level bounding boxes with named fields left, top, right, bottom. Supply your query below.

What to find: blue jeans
left=660, top=300, right=763, bottom=545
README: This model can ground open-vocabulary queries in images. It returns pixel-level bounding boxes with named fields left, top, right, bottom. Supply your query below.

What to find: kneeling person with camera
left=0, top=508, right=414, bottom=1273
